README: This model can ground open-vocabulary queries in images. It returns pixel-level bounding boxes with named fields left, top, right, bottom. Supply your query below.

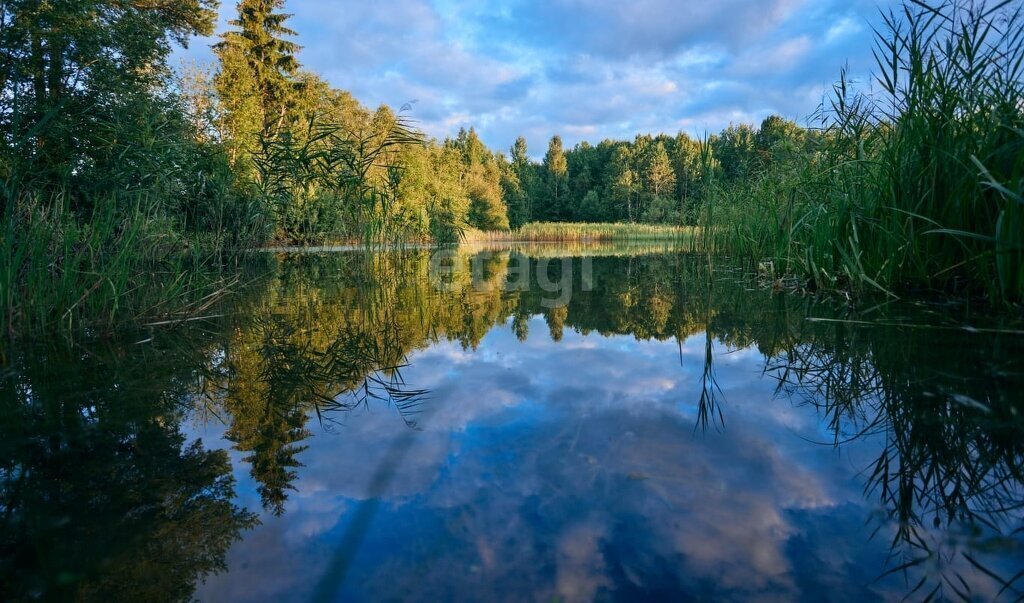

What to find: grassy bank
left=701, top=1, right=1024, bottom=303
left=464, top=222, right=699, bottom=244
left=460, top=240, right=691, bottom=258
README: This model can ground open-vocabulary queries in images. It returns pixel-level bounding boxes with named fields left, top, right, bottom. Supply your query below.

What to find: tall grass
left=464, top=222, right=700, bottom=244
left=0, top=191, right=239, bottom=340
left=252, top=107, right=424, bottom=246
left=460, top=240, right=691, bottom=258
left=703, top=0, right=1024, bottom=302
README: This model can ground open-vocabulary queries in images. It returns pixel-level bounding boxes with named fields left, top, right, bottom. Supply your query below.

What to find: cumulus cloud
left=498, top=0, right=806, bottom=59
left=176, top=0, right=902, bottom=158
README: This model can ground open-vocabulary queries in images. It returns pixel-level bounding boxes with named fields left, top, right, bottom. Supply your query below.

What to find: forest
left=1, top=0, right=1022, bottom=336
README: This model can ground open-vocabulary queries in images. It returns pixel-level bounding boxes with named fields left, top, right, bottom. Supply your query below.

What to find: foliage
left=503, top=127, right=772, bottom=227
left=0, top=0, right=217, bottom=192
left=2, top=245, right=1022, bottom=598
left=0, top=0, right=256, bottom=337
left=0, top=335, right=258, bottom=600
left=215, top=0, right=301, bottom=140
left=539, top=135, right=569, bottom=220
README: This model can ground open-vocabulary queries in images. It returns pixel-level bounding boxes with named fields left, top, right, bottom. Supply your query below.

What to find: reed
left=463, top=222, right=700, bottom=245
left=0, top=190, right=240, bottom=339
left=702, top=0, right=1024, bottom=303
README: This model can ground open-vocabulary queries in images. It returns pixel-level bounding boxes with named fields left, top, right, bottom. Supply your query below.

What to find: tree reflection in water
left=0, top=340, right=258, bottom=601
left=1, top=246, right=1021, bottom=600
left=767, top=320, right=1024, bottom=600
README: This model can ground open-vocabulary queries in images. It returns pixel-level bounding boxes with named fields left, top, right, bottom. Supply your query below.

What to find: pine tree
left=510, top=136, right=535, bottom=221
left=455, top=127, right=489, bottom=166
left=511, top=136, right=530, bottom=170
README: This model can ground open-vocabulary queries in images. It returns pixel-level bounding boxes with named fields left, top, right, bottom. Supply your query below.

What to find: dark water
left=2, top=245, right=1023, bottom=602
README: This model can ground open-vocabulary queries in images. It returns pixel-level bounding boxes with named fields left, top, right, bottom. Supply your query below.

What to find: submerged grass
left=702, top=0, right=1024, bottom=303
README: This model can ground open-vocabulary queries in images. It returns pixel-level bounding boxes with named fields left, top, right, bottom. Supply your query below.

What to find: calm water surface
left=2, top=245, right=1022, bottom=602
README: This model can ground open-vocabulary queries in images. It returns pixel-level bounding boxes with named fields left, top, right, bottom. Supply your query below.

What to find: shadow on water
left=1, top=246, right=1022, bottom=601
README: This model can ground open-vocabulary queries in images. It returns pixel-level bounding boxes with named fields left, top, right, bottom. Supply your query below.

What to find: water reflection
left=769, top=320, right=1024, bottom=599
left=0, top=340, right=258, bottom=601
left=1, top=247, right=1022, bottom=601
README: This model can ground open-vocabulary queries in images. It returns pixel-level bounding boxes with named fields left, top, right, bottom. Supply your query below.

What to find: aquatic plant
left=0, top=189, right=242, bottom=340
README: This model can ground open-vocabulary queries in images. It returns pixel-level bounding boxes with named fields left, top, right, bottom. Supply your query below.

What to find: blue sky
left=178, top=0, right=900, bottom=155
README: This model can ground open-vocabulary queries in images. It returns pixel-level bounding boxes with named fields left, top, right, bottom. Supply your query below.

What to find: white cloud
left=826, top=16, right=864, bottom=43
left=174, top=0, right=898, bottom=155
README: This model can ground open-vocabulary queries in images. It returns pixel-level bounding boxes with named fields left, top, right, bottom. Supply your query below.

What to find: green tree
left=466, top=162, right=511, bottom=231
left=579, top=189, right=603, bottom=221
left=510, top=136, right=538, bottom=221
left=541, top=135, right=568, bottom=220
left=397, top=142, right=473, bottom=242
left=645, top=142, right=676, bottom=199
left=498, top=155, right=530, bottom=229
left=611, top=145, right=638, bottom=222
left=455, top=127, right=489, bottom=167
left=0, top=0, right=217, bottom=191
left=566, top=141, right=599, bottom=221
left=713, top=123, right=757, bottom=181
left=511, top=136, right=530, bottom=170
left=674, top=134, right=705, bottom=223
left=754, top=115, right=806, bottom=169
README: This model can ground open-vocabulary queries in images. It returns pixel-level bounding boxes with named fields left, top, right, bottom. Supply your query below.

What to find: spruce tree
left=215, top=0, right=301, bottom=147
left=511, top=137, right=530, bottom=171
left=510, top=136, right=535, bottom=221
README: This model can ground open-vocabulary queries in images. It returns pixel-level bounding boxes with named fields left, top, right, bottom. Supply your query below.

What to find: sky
left=177, top=0, right=901, bottom=155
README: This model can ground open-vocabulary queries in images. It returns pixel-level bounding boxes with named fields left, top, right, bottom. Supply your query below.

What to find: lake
left=2, top=245, right=1022, bottom=602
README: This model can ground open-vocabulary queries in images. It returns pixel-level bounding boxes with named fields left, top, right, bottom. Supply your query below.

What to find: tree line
left=0, top=0, right=521, bottom=332
left=201, top=0, right=815, bottom=240
left=495, top=115, right=810, bottom=228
